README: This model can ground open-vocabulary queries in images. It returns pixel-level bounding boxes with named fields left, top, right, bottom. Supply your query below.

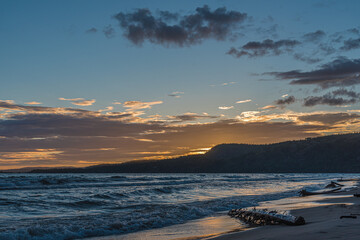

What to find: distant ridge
left=31, top=133, right=360, bottom=173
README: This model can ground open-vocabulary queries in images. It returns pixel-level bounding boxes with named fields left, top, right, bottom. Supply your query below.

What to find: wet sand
left=209, top=187, right=360, bottom=240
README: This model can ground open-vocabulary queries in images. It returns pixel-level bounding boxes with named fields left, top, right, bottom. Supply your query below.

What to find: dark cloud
left=0, top=113, right=162, bottom=138
left=303, top=30, right=326, bottom=42
left=227, top=39, right=300, bottom=58
left=275, top=96, right=296, bottom=105
left=347, top=28, right=360, bottom=35
left=167, top=113, right=219, bottom=122
left=0, top=101, right=338, bottom=169
left=85, top=27, right=98, bottom=33
left=0, top=101, right=89, bottom=114
left=341, top=38, right=360, bottom=51
left=0, top=113, right=331, bottom=169
left=332, top=88, right=360, bottom=98
left=303, top=95, right=357, bottom=107
left=266, top=57, right=360, bottom=89
left=330, top=28, right=360, bottom=43
left=1, top=101, right=356, bottom=169
left=113, top=5, right=247, bottom=47
left=298, top=113, right=360, bottom=125
left=103, top=25, right=115, bottom=38
left=167, top=91, right=184, bottom=98
left=303, top=88, right=360, bottom=107
left=158, top=10, right=179, bottom=21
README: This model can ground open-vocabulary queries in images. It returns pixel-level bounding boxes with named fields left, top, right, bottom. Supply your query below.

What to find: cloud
left=168, top=91, right=184, bottom=98
left=210, top=82, right=236, bottom=87
left=219, top=106, right=234, bottom=110
left=266, top=57, right=360, bottom=89
left=3, top=101, right=359, bottom=169
left=103, top=25, right=115, bottom=38
left=0, top=111, right=333, bottom=169
left=227, top=39, right=300, bottom=58
left=303, top=94, right=357, bottom=107
left=59, top=98, right=96, bottom=106
left=259, top=105, right=277, bottom=110
left=221, top=82, right=236, bottom=86
left=275, top=96, right=296, bottom=105
left=113, top=101, right=122, bottom=105
left=281, top=94, right=288, bottom=98
left=236, top=99, right=252, bottom=104
left=123, top=100, right=163, bottom=110
left=332, top=88, right=360, bottom=98
left=113, top=5, right=247, bottom=47
left=0, top=100, right=14, bottom=104
left=297, top=112, right=360, bottom=125
left=157, top=10, right=179, bottom=21
left=237, top=111, right=261, bottom=121
left=303, top=88, right=360, bottom=107
left=25, top=101, right=42, bottom=105
left=86, top=27, right=98, bottom=34
left=303, top=30, right=326, bottom=42
left=0, top=100, right=90, bottom=114
left=341, top=38, right=360, bottom=51
left=167, top=112, right=219, bottom=122
left=347, top=28, right=360, bottom=35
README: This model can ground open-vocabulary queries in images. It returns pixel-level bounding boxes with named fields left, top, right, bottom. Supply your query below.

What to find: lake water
left=0, top=173, right=358, bottom=240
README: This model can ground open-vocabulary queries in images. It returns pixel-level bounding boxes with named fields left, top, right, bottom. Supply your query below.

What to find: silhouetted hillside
left=32, top=133, right=360, bottom=173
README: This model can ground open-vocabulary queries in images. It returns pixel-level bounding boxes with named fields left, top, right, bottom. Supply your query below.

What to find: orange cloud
left=236, top=99, right=252, bottom=104
left=59, top=97, right=96, bottom=106
left=25, top=101, right=42, bottom=105
left=123, top=100, right=163, bottom=110
left=0, top=101, right=359, bottom=170
left=219, top=106, right=234, bottom=110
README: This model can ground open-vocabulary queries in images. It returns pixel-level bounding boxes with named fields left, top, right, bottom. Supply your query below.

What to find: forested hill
left=32, top=133, right=360, bottom=173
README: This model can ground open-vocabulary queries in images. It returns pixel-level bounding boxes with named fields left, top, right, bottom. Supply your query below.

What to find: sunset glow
left=1, top=0, right=360, bottom=170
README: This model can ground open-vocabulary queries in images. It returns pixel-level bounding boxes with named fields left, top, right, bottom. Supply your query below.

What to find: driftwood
left=325, top=181, right=344, bottom=188
left=299, top=187, right=341, bottom=197
left=354, top=193, right=360, bottom=197
left=228, top=208, right=305, bottom=226
left=340, top=215, right=357, bottom=219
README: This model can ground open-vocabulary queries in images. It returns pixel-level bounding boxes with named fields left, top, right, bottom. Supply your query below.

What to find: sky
left=1, top=0, right=360, bottom=169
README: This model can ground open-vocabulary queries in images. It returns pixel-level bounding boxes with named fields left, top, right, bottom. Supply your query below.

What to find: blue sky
left=1, top=0, right=360, bottom=169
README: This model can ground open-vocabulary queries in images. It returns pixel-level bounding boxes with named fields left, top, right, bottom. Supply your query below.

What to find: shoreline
left=209, top=182, right=360, bottom=240
left=85, top=179, right=360, bottom=240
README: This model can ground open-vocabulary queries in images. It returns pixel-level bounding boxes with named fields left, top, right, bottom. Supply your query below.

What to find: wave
left=60, top=200, right=107, bottom=208
left=0, top=175, right=199, bottom=191
left=0, top=187, right=308, bottom=240
left=0, top=173, right=357, bottom=240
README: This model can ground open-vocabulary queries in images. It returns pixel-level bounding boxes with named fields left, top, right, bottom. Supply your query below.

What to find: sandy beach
left=210, top=185, right=360, bottom=240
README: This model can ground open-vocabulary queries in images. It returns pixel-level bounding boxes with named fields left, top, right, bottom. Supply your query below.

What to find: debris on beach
left=340, top=215, right=357, bottom=219
left=325, top=181, right=344, bottom=188
left=228, top=208, right=305, bottom=226
left=353, top=193, right=360, bottom=197
left=299, top=187, right=341, bottom=197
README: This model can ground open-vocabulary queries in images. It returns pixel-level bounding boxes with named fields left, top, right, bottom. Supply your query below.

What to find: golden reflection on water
left=87, top=214, right=247, bottom=240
